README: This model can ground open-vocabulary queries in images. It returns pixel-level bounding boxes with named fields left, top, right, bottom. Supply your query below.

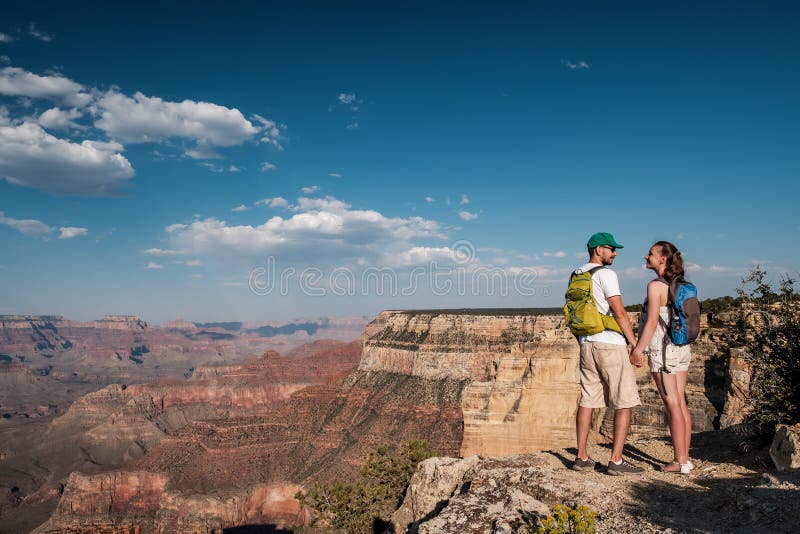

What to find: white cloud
left=183, top=259, right=202, bottom=266
left=543, top=251, right=567, bottom=258
left=223, top=281, right=246, bottom=287
left=328, top=172, right=342, bottom=178
left=0, top=56, right=10, bottom=65
left=338, top=93, right=357, bottom=104
left=0, top=67, right=90, bottom=106
left=163, top=195, right=446, bottom=263
left=255, top=197, right=289, bottom=209
left=676, top=233, right=687, bottom=240
left=563, top=59, right=590, bottom=70
left=58, top=226, right=88, bottom=239
left=0, top=122, right=134, bottom=195
left=301, top=185, right=320, bottom=194
left=458, top=210, right=478, bottom=221
left=28, top=24, right=54, bottom=42
left=228, top=165, right=241, bottom=172
left=251, top=114, right=283, bottom=150
left=291, top=196, right=350, bottom=212
left=199, top=162, right=224, bottom=173
left=0, top=33, right=13, bottom=43
left=38, top=107, right=85, bottom=130
left=707, top=265, right=736, bottom=274
left=386, top=246, right=457, bottom=267
left=232, top=204, right=250, bottom=212
left=622, top=265, right=650, bottom=279
left=574, top=252, right=587, bottom=259
left=260, top=162, right=276, bottom=172
left=346, top=122, right=359, bottom=130
left=0, top=211, right=52, bottom=236
left=685, top=262, right=702, bottom=273
left=143, top=247, right=189, bottom=256
left=425, top=196, right=434, bottom=203
left=504, top=265, right=574, bottom=280
left=146, top=262, right=164, bottom=269
left=185, top=147, right=221, bottom=159
left=94, top=90, right=261, bottom=148
left=478, top=247, right=535, bottom=263
left=460, top=193, right=469, bottom=205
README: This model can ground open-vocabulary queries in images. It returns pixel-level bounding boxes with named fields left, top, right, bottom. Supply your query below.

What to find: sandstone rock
left=770, top=424, right=800, bottom=471
left=363, top=310, right=725, bottom=456
left=393, top=455, right=481, bottom=531
left=720, top=348, right=753, bottom=428
left=397, top=454, right=608, bottom=534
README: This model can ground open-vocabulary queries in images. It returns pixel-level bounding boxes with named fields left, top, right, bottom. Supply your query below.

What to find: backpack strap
left=652, top=277, right=673, bottom=381
left=585, top=265, right=607, bottom=317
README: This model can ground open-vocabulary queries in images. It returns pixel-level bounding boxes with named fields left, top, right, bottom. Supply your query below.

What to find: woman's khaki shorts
left=579, top=341, right=641, bottom=409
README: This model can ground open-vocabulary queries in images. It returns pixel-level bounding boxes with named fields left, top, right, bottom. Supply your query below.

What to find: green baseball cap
left=587, top=232, right=624, bottom=249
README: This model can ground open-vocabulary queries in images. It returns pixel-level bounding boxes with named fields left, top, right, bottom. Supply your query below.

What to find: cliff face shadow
left=624, top=474, right=799, bottom=534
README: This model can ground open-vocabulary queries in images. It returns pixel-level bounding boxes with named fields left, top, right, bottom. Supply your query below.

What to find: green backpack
left=564, top=266, right=623, bottom=336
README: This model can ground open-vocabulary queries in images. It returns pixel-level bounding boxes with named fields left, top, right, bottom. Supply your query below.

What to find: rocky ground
left=394, top=429, right=800, bottom=534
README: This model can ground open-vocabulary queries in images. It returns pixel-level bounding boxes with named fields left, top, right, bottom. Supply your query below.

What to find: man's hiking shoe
left=572, top=457, right=596, bottom=472
left=606, top=459, right=644, bottom=476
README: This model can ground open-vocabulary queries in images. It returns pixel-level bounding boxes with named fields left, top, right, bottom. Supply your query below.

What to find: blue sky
left=1, top=1, right=798, bottom=323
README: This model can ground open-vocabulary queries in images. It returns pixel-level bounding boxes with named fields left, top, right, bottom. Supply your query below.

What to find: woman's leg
left=675, top=370, right=692, bottom=457
left=651, top=371, right=689, bottom=464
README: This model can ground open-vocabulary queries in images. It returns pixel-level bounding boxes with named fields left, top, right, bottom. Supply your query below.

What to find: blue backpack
left=662, top=277, right=701, bottom=345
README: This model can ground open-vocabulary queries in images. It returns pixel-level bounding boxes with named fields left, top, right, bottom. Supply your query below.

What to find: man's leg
left=610, top=407, right=631, bottom=462
left=576, top=406, right=594, bottom=459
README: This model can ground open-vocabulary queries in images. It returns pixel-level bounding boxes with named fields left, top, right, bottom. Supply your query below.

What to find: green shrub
left=531, top=504, right=597, bottom=534
left=738, top=268, right=800, bottom=429
left=295, top=440, right=435, bottom=533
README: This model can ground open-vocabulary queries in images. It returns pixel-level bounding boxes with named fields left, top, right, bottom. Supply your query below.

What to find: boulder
left=393, top=453, right=609, bottom=534
left=770, top=423, right=800, bottom=471
left=392, top=455, right=481, bottom=531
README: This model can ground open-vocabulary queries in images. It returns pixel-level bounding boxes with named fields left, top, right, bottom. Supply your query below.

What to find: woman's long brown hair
left=654, top=241, right=685, bottom=284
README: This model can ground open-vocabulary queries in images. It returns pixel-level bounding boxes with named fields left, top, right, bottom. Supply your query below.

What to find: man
left=571, top=232, right=643, bottom=475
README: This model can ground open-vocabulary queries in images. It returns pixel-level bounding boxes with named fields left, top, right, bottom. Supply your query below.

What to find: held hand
left=629, top=347, right=645, bottom=368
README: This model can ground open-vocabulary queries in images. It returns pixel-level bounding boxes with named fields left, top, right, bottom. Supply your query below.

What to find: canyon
left=2, top=308, right=743, bottom=532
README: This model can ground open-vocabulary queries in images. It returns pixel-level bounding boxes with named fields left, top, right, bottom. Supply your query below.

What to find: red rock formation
left=3, top=340, right=362, bottom=533
left=30, top=310, right=736, bottom=533
left=33, top=338, right=463, bottom=532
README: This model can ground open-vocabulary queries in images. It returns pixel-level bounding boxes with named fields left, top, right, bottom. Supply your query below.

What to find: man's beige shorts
left=579, top=341, right=641, bottom=409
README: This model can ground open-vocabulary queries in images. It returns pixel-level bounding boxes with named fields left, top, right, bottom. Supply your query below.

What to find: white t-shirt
left=573, top=262, right=627, bottom=346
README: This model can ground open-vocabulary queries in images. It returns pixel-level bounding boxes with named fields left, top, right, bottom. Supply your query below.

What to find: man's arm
left=607, top=295, right=636, bottom=347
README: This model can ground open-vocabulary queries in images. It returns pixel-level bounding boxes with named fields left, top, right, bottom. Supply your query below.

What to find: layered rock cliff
left=2, top=341, right=363, bottom=533
left=27, top=308, right=738, bottom=533
left=362, top=310, right=726, bottom=457
left=31, top=339, right=463, bottom=532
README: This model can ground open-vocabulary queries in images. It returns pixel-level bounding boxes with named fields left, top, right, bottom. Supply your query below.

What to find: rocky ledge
left=393, top=431, right=800, bottom=534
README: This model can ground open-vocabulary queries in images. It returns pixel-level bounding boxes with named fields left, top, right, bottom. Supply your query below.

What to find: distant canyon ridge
left=0, top=308, right=743, bottom=532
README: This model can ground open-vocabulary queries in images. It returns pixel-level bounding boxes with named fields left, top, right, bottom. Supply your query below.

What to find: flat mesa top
left=387, top=308, right=563, bottom=317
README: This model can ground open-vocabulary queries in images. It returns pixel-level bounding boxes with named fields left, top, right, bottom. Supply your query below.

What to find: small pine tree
left=738, top=268, right=800, bottom=429
left=295, top=440, right=435, bottom=533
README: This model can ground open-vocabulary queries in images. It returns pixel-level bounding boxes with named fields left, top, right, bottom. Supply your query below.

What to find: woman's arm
left=631, top=281, right=667, bottom=361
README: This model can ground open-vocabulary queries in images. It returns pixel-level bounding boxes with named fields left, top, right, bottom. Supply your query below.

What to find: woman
left=631, top=241, right=693, bottom=474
